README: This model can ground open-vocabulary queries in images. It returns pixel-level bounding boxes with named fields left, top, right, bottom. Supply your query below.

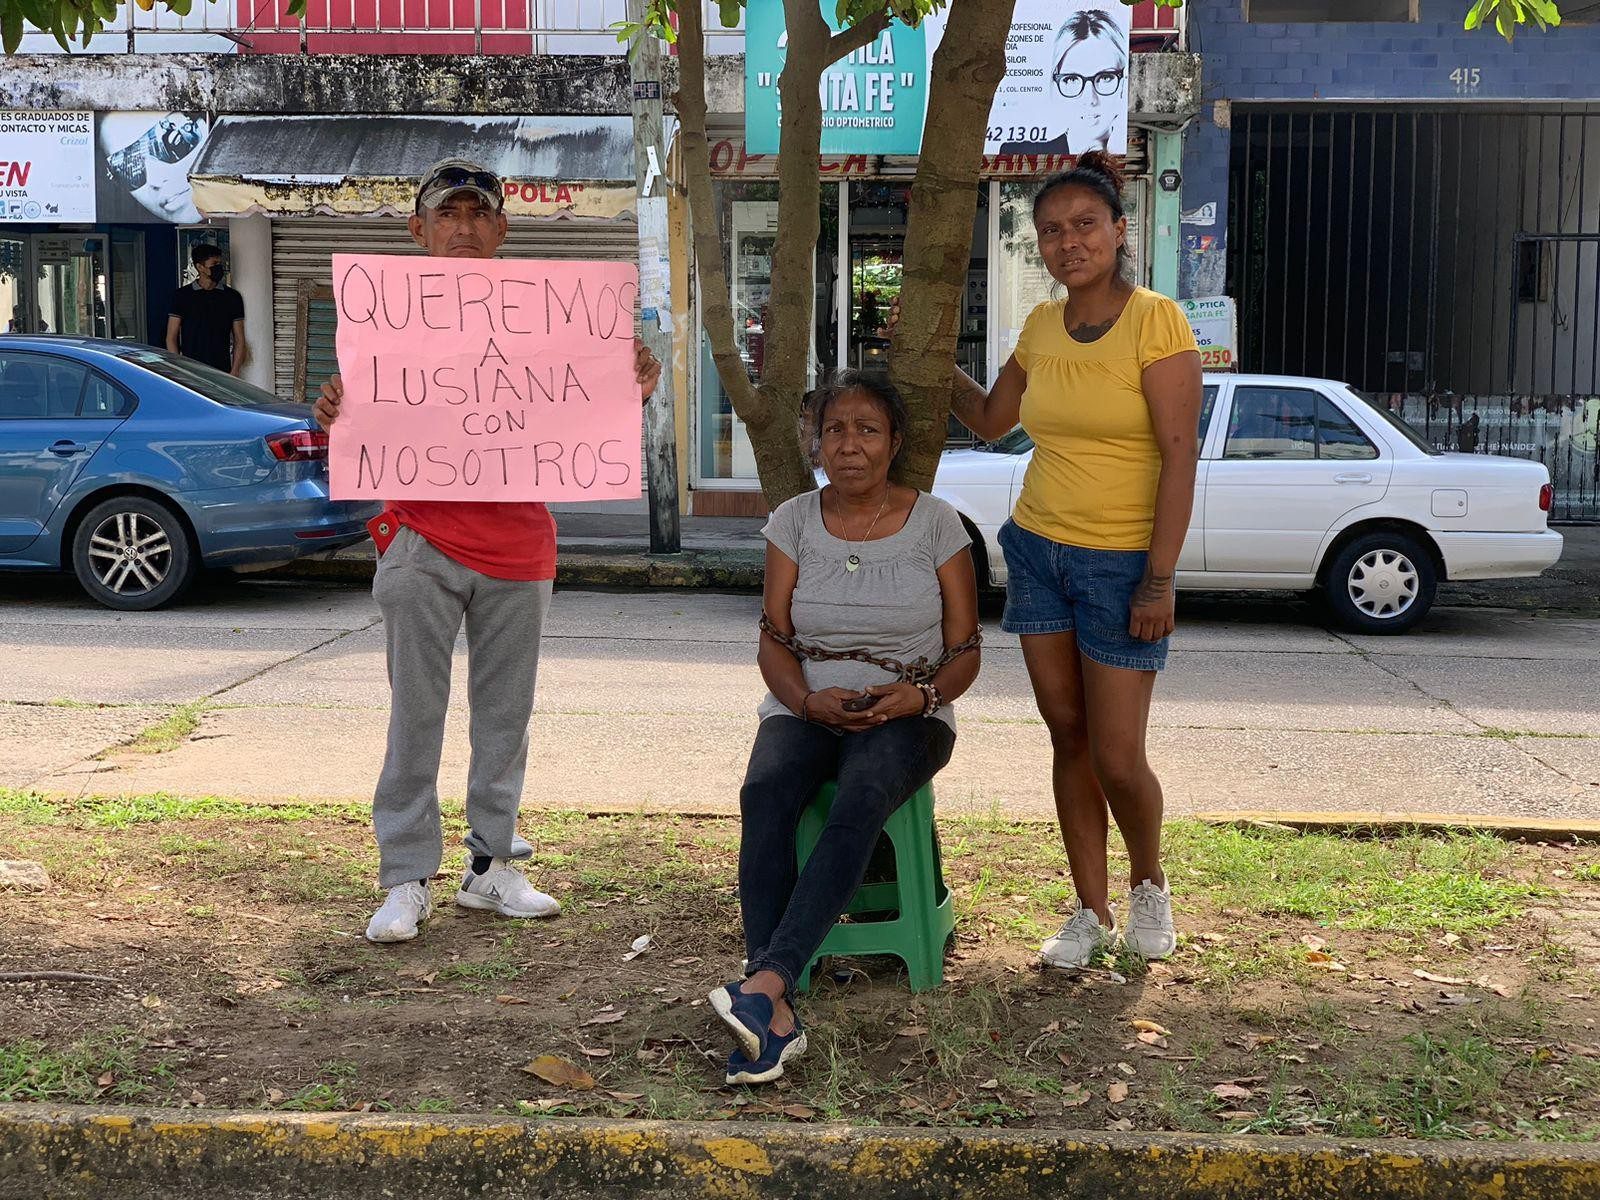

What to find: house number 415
left=1450, top=67, right=1483, bottom=92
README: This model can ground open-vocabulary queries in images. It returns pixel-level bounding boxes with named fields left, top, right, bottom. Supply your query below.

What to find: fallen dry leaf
left=978, top=1078, right=1000, bottom=1090
left=493, top=994, right=529, bottom=1006
left=581, top=1008, right=627, bottom=1027
left=1414, top=970, right=1468, bottom=986
left=520, top=1055, right=596, bottom=1091
left=1106, top=1117, right=1135, bottom=1132
left=96, top=1072, right=114, bottom=1088
left=896, top=1025, right=930, bottom=1038
left=1136, top=1031, right=1169, bottom=1049
left=1130, top=1019, right=1171, bottom=1037
left=139, top=994, right=162, bottom=1010
left=1211, top=1083, right=1254, bottom=1102
left=782, top=1104, right=818, bottom=1120
left=1300, top=934, right=1327, bottom=952
left=1107, top=1082, right=1129, bottom=1104
left=1216, top=1109, right=1259, bottom=1120
left=604, top=1091, right=645, bottom=1102
left=1061, top=1084, right=1091, bottom=1108
left=578, top=1046, right=613, bottom=1059
left=621, top=934, right=653, bottom=963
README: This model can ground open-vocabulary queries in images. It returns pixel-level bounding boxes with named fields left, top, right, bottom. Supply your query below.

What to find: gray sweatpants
left=371, top=526, right=553, bottom=888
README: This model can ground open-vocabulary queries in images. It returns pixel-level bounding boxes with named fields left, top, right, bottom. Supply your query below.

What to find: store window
left=109, top=229, right=146, bottom=341
left=696, top=180, right=837, bottom=484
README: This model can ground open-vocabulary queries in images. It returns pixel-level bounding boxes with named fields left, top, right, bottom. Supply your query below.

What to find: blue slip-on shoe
left=724, top=1020, right=807, bottom=1086
left=709, top=978, right=771, bottom=1061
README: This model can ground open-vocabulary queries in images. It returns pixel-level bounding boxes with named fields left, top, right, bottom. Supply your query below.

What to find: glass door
left=1, top=237, right=28, bottom=333
left=33, top=233, right=110, bottom=338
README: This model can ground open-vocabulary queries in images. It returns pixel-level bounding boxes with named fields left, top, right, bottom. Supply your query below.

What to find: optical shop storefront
left=687, top=0, right=1182, bottom=515
left=0, top=110, right=229, bottom=348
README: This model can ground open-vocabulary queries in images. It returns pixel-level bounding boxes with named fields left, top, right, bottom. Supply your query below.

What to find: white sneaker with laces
left=456, top=858, right=561, bottom=919
left=366, top=881, right=433, bottom=943
left=1125, top=878, right=1177, bottom=960
left=1039, top=903, right=1117, bottom=970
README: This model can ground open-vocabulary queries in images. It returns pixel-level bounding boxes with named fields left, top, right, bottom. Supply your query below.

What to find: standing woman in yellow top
left=951, top=151, right=1202, bottom=968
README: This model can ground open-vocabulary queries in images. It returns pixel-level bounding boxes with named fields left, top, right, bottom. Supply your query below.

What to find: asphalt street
left=2, top=573, right=1596, bottom=825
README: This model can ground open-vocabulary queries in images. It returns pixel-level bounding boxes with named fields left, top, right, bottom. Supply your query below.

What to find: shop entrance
left=0, top=233, right=110, bottom=337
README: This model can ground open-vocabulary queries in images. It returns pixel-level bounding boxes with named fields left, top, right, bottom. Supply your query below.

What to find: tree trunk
left=676, top=1, right=887, bottom=510
left=891, top=0, right=1016, bottom=491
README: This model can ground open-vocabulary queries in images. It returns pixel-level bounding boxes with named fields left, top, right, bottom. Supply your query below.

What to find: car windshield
left=110, top=346, right=295, bottom=409
left=979, top=426, right=1034, bottom=454
left=1349, top=389, right=1440, bottom=455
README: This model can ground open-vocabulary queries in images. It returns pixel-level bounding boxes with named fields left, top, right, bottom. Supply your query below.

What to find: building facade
left=1180, top=0, right=1600, bottom=519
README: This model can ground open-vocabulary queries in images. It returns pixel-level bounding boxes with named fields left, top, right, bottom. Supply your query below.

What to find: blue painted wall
left=1179, top=0, right=1600, bottom=297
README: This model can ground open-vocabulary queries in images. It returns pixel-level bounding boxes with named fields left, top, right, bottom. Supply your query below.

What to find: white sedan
left=933, top=373, right=1564, bottom=634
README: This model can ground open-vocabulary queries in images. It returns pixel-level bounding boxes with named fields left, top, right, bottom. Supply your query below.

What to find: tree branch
left=674, top=0, right=764, bottom=428
left=827, top=10, right=890, bottom=63
left=891, top=0, right=1017, bottom=490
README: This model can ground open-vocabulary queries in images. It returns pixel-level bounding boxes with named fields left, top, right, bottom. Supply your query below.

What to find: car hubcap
left=1347, top=548, right=1419, bottom=619
left=88, top=512, right=172, bottom=595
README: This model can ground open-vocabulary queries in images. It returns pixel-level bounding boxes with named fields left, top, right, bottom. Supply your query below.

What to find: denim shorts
left=998, top=519, right=1168, bottom=672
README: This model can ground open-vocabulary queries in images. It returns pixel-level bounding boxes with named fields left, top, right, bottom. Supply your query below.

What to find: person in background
left=166, top=243, right=246, bottom=376
left=711, top=371, right=981, bottom=1085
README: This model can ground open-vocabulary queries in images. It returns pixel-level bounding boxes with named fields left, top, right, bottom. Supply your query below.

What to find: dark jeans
left=738, top=714, right=956, bottom=997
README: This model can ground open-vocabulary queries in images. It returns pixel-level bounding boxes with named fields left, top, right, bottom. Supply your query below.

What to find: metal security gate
left=1229, top=104, right=1600, bottom=520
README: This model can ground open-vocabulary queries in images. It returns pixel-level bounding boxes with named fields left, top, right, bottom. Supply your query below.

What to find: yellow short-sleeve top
left=1011, top=287, right=1198, bottom=552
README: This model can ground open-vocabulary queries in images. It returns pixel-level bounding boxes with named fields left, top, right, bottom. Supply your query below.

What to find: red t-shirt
left=389, top=501, right=556, bottom=582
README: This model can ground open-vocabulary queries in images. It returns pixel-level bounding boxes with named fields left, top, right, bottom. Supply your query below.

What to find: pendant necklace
left=839, top=487, right=890, bottom=573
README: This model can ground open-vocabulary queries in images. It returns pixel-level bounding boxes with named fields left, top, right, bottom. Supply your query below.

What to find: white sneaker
left=366, top=881, right=432, bottom=943
left=455, top=858, right=561, bottom=919
left=1039, top=903, right=1117, bottom=970
left=1125, top=878, right=1177, bottom=960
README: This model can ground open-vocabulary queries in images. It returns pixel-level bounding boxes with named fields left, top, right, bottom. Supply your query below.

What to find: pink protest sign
left=328, top=253, right=641, bottom=502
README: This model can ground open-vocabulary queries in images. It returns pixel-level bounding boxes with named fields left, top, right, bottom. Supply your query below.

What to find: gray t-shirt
left=758, top=489, right=972, bottom=731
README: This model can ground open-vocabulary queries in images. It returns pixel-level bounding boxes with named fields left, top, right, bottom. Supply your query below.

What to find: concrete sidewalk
left=279, top=515, right=1600, bottom=613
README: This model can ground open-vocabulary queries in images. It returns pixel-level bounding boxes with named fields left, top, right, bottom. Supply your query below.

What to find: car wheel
left=70, top=496, right=197, bottom=611
left=1322, top=530, right=1437, bottom=635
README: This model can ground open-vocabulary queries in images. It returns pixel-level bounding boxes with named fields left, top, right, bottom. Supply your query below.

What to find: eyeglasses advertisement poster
left=744, top=1, right=1129, bottom=159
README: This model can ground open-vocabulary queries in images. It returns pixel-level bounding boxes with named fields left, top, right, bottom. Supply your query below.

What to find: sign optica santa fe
left=329, top=254, right=643, bottom=503
left=743, top=1, right=1129, bottom=157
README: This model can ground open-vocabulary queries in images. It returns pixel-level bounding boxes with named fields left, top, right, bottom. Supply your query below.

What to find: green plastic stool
left=793, top=780, right=955, bottom=994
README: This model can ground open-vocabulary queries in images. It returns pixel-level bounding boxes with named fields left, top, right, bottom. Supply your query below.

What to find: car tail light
left=1539, top=483, right=1554, bottom=513
left=266, top=429, right=330, bottom=462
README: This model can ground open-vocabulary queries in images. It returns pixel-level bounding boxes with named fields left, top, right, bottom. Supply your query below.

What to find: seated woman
left=709, top=370, right=982, bottom=1086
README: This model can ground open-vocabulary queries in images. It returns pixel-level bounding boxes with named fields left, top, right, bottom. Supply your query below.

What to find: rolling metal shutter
left=271, top=216, right=640, bottom=403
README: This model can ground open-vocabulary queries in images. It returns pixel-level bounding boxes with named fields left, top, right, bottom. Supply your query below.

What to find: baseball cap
left=416, top=158, right=505, bottom=213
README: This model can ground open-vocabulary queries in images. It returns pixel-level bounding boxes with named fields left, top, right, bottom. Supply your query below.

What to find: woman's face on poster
left=1053, top=33, right=1126, bottom=153
left=99, top=114, right=206, bottom=224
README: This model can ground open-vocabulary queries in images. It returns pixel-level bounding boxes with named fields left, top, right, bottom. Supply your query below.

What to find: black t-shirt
left=170, top=283, right=244, bottom=372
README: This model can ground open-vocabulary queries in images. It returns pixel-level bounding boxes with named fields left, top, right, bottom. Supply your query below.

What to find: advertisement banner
left=745, top=4, right=929, bottom=155
left=1178, top=296, right=1237, bottom=372
left=744, top=2, right=1130, bottom=158
left=0, top=111, right=94, bottom=223
left=95, top=112, right=211, bottom=224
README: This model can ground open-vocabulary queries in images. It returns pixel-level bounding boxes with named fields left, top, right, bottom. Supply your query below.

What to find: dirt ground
left=1, top=790, right=1598, bottom=1141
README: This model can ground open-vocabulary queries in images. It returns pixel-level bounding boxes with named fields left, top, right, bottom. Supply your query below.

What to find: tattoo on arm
left=1132, top=572, right=1174, bottom=607
left=950, top=373, right=987, bottom=427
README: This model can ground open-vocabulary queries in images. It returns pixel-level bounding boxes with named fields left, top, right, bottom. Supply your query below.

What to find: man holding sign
left=315, top=159, right=662, bottom=943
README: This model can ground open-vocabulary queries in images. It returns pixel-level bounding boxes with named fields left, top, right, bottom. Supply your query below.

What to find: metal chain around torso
left=759, top=613, right=982, bottom=685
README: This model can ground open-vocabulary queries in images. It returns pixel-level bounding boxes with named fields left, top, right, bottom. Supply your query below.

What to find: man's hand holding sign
left=323, top=255, right=655, bottom=502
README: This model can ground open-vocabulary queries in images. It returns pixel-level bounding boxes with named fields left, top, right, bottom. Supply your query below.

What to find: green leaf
left=92, top=0, right=114, bottom=20
left=2, top=8, right=24, bottom=55
left=287, top=0, right=307, bottom=17
left=167, top=0, right=192, bottom=15
left=1464, top=0, right=1491, bottom=29
left=716, top=0, right=740, bottom=27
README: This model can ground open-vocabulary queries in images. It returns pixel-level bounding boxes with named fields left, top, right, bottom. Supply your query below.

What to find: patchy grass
left=0, top=796, right=1596, bottom=1141
left=119, top=703, right=208, bottom=756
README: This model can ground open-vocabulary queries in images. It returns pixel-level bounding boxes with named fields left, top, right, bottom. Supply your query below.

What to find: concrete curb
left=268, top=546, right=765, bottom=590
left=3, top=1107, right=1599, bottom=1200
left=1193, top=810, right=1600, bottom=843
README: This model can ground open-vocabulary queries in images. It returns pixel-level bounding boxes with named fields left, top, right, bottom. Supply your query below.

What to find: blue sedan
left=0, top=337, right=379, bottom=610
